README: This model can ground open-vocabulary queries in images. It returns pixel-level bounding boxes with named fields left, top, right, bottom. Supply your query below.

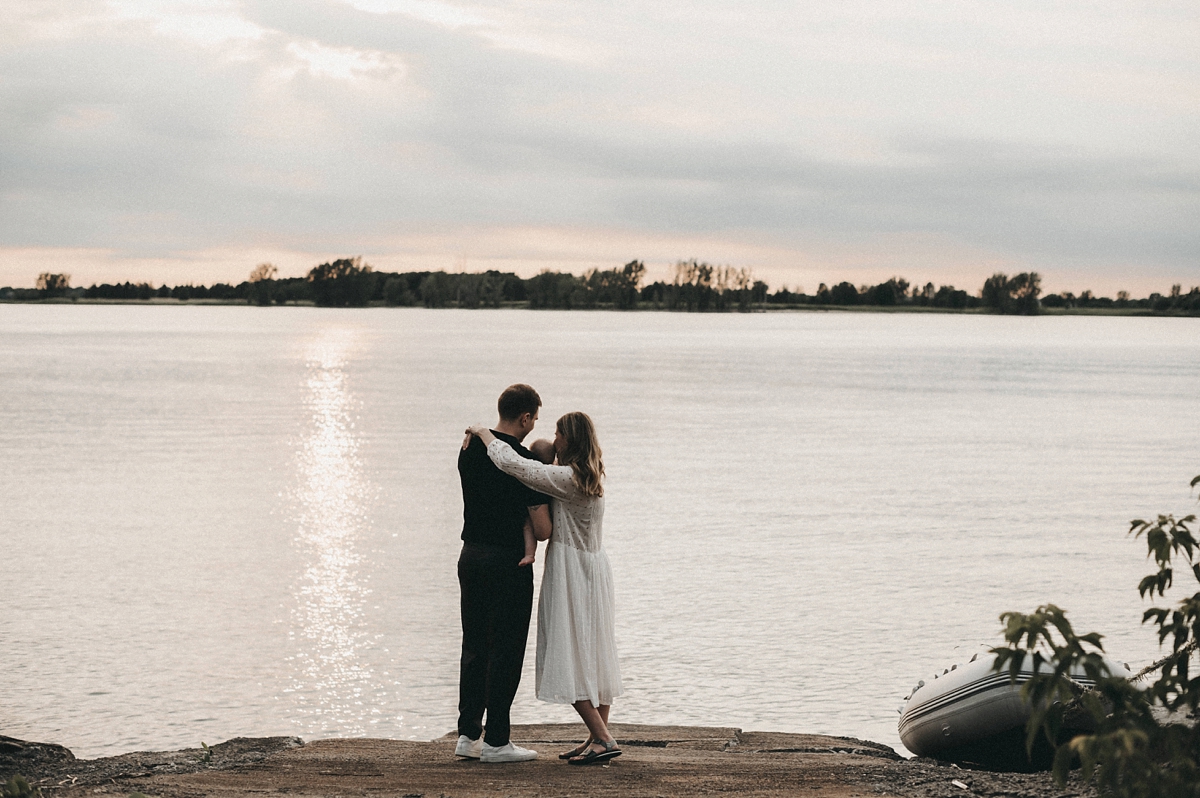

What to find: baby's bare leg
left=518, top=517, right=536, bottom=566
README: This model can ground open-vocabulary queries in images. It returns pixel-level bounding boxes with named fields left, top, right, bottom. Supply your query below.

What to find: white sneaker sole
left=480, top=746, right=538, bottom=763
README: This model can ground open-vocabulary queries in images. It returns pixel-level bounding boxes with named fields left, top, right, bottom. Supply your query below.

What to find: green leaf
left=1051, top=742, right=1074, bottom=787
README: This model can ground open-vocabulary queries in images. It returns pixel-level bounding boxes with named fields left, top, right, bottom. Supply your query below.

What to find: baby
left=519, top=439, right=557, bottom=566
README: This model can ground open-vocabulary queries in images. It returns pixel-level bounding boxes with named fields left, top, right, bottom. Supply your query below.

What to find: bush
left=993, top=473, right=1200, bottom=796
left=2, top=775, right=38, bottom=798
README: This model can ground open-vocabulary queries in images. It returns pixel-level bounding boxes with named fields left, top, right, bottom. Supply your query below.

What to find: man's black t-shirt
left=458, top=431, right=551, bottom=552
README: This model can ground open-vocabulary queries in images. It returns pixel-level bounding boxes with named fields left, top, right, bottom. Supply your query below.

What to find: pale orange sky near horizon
left=0, top=240, right=1188, bottom=298
left=3, top=1, right=1197, bottom=296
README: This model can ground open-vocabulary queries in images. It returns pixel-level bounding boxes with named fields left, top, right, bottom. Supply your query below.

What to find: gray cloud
left=1, top=0, right=1197, bottom=285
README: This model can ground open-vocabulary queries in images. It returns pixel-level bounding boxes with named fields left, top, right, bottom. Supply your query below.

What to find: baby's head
left=529, top=438, right=556, bottom=464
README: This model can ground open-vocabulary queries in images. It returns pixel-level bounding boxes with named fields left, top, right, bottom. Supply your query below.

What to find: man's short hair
left=497, top=384, right=541, bottom=421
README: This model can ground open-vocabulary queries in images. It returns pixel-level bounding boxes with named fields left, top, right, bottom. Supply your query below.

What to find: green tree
left=527, top=270, right=588, bottom=309
left=247, top=263, right=278, bottom=306
left=863, top=277, right=909, bottom=306
left=418, top=271, right=455, bottom=308
left=587, top=260, right=645, bottom=309
left=993, top=473, right=1200, bottom=796
left=248, top=263, right=277, bottom=282
left=982, top=272, right=1012, bottom=312
left=307, top=257, right=375, bottom=307
left=712, top=265, right=756, bottom=311
left=35, top=272, right=70, bottom=298
left=932, top=285, right=971, bottom=309
left=914, top=282, right=935, bottom=305
left=827, top=281, right=859, bottom=305
left=751, top=280, right=769, bottom=306
left=383, top=276, right=417, bottom=306
left=456, top=272, right=503, bottom=308
left=667, top=259, right=715, bottom=311
left=1008, top=272, right=1042, bottom=315
left=983, top=272, right=1042, bottom=315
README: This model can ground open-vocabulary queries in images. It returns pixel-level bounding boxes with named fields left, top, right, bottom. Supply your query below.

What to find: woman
left=466, top=411, right=623, bottom=765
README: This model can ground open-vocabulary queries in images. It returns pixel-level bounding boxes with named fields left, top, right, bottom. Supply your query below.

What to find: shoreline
left=2, top=723, right=1097, bottom=797
left=1, top=297, right=1193, bottom=317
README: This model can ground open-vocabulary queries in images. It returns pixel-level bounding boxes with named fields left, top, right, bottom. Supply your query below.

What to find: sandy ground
left=2, top=724, right=1097, bottom=798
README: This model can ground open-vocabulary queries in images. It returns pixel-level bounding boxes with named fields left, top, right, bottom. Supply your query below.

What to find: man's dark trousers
left=457, top=542, right=534, bottom=747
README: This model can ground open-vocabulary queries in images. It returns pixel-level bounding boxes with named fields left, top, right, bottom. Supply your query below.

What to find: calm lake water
left=2, top=305, right=1198, bottom=758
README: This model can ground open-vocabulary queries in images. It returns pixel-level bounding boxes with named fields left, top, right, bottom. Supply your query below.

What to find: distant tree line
left=768, top=276, right=979, bottom=310
left=640, top=260, right=768, bottom=311
left=3, top=263, right=1198, bottom=315
left=1041, top=284, right=1200, bottom=313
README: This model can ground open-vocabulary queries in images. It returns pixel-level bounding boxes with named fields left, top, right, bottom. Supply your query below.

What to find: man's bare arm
left=527, top=504, right=552, bottom=541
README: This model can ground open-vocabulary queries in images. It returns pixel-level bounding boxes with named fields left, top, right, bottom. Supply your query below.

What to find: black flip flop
left=567, top=740, right=621, bottom=765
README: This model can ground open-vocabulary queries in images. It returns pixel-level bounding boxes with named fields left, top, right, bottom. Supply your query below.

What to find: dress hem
left=536, top=692, right=624, bottom=706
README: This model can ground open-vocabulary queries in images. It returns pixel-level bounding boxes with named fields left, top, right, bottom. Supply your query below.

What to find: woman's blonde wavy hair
left=556, top=411, right=604, bottom=498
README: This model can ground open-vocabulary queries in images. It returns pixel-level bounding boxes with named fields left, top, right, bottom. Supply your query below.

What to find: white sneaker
left=455, top=735, right=482, bottom=759
left=480, top=742, right=538, bottom=763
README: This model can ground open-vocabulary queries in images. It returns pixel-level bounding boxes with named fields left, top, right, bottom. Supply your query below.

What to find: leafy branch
left=992, top=474, right=1200, bottom=797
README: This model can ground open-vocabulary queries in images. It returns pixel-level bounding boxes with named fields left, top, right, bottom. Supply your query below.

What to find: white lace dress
left=487, top=439, right=623, bottom=706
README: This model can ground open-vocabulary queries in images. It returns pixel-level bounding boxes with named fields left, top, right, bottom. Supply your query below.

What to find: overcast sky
left=2, top=0, right=1197, bottom=293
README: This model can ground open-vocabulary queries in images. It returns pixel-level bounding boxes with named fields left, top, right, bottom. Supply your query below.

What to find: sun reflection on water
left=284, top=329, right=386, bottom=736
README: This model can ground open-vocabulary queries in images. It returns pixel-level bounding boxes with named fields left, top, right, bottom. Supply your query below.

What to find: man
left=454, top=384, right=552, bottom=763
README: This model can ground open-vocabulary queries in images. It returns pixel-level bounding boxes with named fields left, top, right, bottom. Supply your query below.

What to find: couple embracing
left=454, top=384, right=623, bottom=765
